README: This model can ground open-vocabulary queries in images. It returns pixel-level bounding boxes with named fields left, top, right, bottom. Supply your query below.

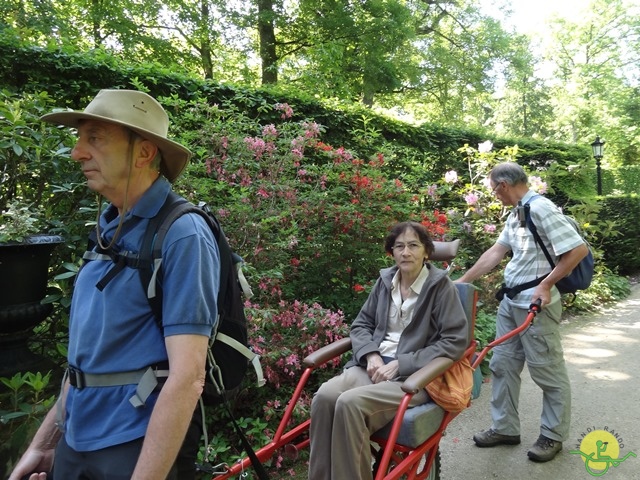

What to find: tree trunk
left=257, top=0, right=277, bottom=84
left=200, top=0, right=214, bottom=79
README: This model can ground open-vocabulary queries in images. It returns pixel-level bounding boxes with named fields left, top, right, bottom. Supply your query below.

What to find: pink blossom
left=484, top=224, right=497, bottom=233
left=444, top=170, right=458, bottom=184
left=333, top=147, right=353, bottom=163
left=274, top=102, right=293, bottom=119
left=529, top=176, right=548, bottom=194
left=464, top=192, right=479, bottom=205
left=244, top=137, right=267, bottom=159
left=262, top=124, right=278, bottom=138
left=303, top=121, right=321, bottom=138
left=426, top=184, right=438, bottom=197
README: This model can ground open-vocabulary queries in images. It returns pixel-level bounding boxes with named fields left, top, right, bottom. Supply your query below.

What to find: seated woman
left=308, top=221, right=469, bottom=480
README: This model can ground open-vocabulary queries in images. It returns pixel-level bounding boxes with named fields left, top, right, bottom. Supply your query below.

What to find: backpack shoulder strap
left=524, top=195, right=556, bottom=269
left=496, top=195, right=553, bottom=301
left=141, top=192, right=228, bottom=328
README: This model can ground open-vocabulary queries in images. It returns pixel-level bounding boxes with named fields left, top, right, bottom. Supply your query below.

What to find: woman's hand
left=371, top=360, right=399, bottom=383
left=366, top=352, right=385, bottom=379
left=367, top=354, right=399, bottom=383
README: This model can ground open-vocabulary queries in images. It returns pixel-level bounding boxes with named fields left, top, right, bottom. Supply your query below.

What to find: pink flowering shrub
left=170, top=99, right=450, bottom=471
left=422, top=141, right=523, bottom=257
left=245, top=301, right=349, bottom=418
left=179, top=100, right=447, bottom=320
left=246, top=300, right=349, bottom=391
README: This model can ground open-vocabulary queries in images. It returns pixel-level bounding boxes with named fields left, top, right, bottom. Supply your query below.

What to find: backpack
left=139, top=191, right=264, bottom=401
left=524, top=195, right=594, bottom=295
left=88, top=190, right=264, bottom=400
left=496, top=195, right=594, bottom=300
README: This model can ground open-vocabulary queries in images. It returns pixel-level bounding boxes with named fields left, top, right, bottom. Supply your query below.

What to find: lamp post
left=591, top=136, right=605, bottom=195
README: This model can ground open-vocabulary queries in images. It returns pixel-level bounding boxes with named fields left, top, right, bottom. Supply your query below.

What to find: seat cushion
left=374, top=400, right=445, bottom=449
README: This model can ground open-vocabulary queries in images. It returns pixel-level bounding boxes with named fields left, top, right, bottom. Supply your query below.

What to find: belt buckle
left=68, top=366, right=85, bottom=389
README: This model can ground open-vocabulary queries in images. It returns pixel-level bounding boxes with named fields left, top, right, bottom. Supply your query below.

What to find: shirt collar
left=392, top=264, right=430, bottom=295
left=129, top=177, right=171, bottom=219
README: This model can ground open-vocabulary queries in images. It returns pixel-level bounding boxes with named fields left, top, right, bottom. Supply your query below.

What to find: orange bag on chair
left=425, top=357, right=474, bottom=413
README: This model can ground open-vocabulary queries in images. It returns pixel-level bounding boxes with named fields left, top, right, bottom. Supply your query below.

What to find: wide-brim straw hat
left=41, top=89, right=191, bottom=183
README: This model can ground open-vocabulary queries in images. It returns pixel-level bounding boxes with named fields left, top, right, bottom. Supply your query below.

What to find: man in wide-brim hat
left=10, top=90, right=220, bottom=480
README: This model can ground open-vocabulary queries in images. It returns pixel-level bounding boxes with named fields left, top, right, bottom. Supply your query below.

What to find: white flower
left=444, top=170, right=458, bottom=183
left=478, top=141, right=493, bottom=154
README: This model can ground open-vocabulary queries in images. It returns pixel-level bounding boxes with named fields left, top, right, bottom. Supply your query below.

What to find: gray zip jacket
left=346, top=263, right=469, bottom=379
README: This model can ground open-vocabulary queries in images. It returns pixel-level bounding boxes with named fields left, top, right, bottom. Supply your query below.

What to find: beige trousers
left=308, top=366, right=429, bottom=480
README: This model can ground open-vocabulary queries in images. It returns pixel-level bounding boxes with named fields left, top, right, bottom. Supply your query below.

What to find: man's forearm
left=458, top=245, right=506, bottom=283
left=131, top=379, right=202, bottom=480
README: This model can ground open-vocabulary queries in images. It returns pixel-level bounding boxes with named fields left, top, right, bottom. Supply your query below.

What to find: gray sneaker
left=527, top=435, right=562, bottom=462
left=473, top=428, right=521, bottom=447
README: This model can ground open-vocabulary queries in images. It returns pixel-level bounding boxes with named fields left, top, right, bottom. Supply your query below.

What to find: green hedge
left=0, top=31, right=590, bottom=177
left=599, top=194, right=640, bottom=274
left=2, top=30, right=638, bottom=275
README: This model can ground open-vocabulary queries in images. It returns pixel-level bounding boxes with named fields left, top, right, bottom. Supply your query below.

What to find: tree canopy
left=1, top=0, right=637, bottom=165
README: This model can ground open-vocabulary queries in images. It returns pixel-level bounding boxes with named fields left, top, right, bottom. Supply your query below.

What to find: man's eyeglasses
left=491, top=182, right=505, bottom=195
left=393, top=242, right=423, bottom=252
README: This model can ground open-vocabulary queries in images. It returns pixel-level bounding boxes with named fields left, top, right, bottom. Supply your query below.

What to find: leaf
left=11, top=143, right=23, bottom=156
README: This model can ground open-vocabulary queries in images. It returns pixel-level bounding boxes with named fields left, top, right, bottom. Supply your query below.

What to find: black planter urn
left=0, top=234, right=64, bottom=377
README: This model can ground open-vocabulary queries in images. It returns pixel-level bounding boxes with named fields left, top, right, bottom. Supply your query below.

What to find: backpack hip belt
left=66, top=364, right=169, bottom=408
left=495, top=275, right=550, bottom=301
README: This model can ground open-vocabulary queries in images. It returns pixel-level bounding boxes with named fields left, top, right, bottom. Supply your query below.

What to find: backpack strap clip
left=65, top=365, right=170, bottom=407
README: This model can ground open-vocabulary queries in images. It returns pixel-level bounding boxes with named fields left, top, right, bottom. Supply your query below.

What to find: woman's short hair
left=384, top=221, right=435, bottom=257
left=489, top=162, right=528, bottom=186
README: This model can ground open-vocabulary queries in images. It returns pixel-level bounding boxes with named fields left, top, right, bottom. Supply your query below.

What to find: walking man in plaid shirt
left=456, top=162, right=588, bottom=463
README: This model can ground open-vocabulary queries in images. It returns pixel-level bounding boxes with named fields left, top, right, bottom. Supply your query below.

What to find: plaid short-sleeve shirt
left=497, top=191, right=585, bottom=307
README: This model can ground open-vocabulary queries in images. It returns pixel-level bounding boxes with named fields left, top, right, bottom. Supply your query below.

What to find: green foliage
left=0, top=31, right=590, bottom=182
left=602, top=165, right=640, bottom=196
left=2, top=0, right=638, bottom=166
left=473, top=310, right=497, bottom=375
left=598, top=195, right=640, bottom=274
left=0, top=201, right=42, bottom=242
left=0, top=89, right=93, bottom=362
left=543, top=0, right=640, bottom=159
left=544, top=158, right=596, bottom=202
left=0, top=89, right=76, bottom=212
left=0, top=371, right=56, bottom=477
left=199, top=409, right=271, bottom=473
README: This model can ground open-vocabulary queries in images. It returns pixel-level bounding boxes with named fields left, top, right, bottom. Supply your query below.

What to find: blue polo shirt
left=64, top=178, right=219, bottom=451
